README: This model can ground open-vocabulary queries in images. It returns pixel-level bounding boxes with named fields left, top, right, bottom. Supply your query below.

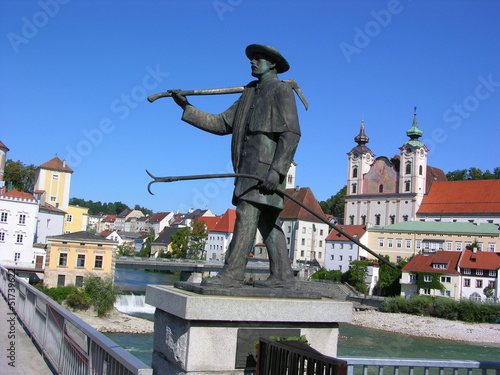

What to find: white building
left=344, top=112, right=446, bottom=227
left=205, top=209, right=235, bottom=261
left=280, top=187, right=330, bottom=267
left=0, top=189, right=40, bottom=268
left=324, top=225, right=367, bottom=272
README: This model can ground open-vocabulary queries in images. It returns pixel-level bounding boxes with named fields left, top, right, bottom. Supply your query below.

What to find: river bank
left=73, top=307, right=500, bottom=345
left=352, top=310, right=500, bottom=344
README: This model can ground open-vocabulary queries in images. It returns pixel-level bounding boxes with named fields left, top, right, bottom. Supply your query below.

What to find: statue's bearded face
left=250, top=54, right=276, bottom=77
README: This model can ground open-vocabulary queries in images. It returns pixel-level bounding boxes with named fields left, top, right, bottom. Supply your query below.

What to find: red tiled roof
left=326, top=225, right=366, bottom=242
left=1, top=188, right=36, bottom=201
left=211, top=209, right=236, bottom=233
left=39, top=202, right=66, bottom=214
left=148, top=212, right=171, bottom=223
left=100, top=230, right=114, bottom=237
left=418, top=180, right=500, bottom=214
left=402, top=251, right=461, bottom=274
left=102, top=215, right=116, bottom=222
left=0, top=140, right=9, bottom=151
left=38, top=157, right=73, bottom=173
left=459, top=249, right=500, bottom=271
left=280, top=187, right=328, bottom=222
left=425, top=165, right=448, bottom=192
left=195, top=215, right=221, bottom=231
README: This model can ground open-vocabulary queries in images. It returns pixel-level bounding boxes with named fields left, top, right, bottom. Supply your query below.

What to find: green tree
left=377, top=255, right=403, bottom=296
left=468, top=167, right=483, bottom=180
left=446, top=169, right=468, bottom=181
left=188, top=219, right=208, bottom=259
left=117, top=243, right=135, bottom=256
left=319, top=186, right=346, bottom=218
left=83, top=275, right=120, bottom=317
left=134, top=204, right=153, bottom=216
left=139, top=228, right=156, bottom=257
left=170, top=227, right=190, bottom=259
left=342, top=260, right=369, bottom=294
left=4, top=159, right=37, bottom=192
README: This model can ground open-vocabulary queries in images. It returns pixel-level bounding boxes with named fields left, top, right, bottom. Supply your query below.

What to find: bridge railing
left=0, top=265, right=152, bottom=375
left=257, top=337, right=348, bottom=375
left=339, top=357, right=500, bottom=375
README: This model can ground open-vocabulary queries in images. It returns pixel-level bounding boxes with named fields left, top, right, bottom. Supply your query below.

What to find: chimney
left=63, top=160, right=66, bottom=168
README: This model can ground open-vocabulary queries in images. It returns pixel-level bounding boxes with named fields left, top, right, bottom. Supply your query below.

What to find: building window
left=402, top=215, right=409, bottom=222
left=349, top=215, right=354, bottom=225
left=416, top=240, right=421, bottom=250
left=352, top=183, right=357, bottom=194
left=421, top=288, right=431, bottom=295
left=339, top=255, right=343, bottom=261
left=375, top=214, right=381, bottom=225
left=390, top=215, right=395, bottom=224
left=94, top=255, right=104, bottom=269
left=0, top=212, right=7, bottom=222
left=352, top=167, right=358, bottom=178
left=419, top=165, right=423, bottom=175
left=320, top=229, right=324, bottom=236
left=379, top=184, right=384, bottom=193
left=0, top=232, right=4, bottom=242
left=378, top=238, right=384, bottom=247
left=488, top=243, right=496, bottom=252
left=475, top=280, right=483, bottom=288
left=396, top=256, right=401, bottom=263
left=456, top=242, right=462, bottom=251
left=440, top=276, right=451, bottom=283
left=16, top=234, right=23, bottom=244
left=319, top=240, right=323, bottom=247
left=53, top=174, right=59, bottom=180
left=66, top=215, right=73, bottom=223
left=464, top=279, right=470, bottom=287
left=476, top=269, right=483, bottom=276
left=446, top=242, right=452, bottom=251
left=361, top=215, right=366, bottom=225
left=396, top=239, right=402, bottom=248
left=58, top=253, right=68, bottom=267
left=19, top=214, right=26, bottom=224
left=405, top=163, right=411, bottom=175
left=76, top=254, right=85, bottom=268
left=409, top=274, right=416, bottom=283
left=330, top=255, right=334, bottom=260
left=388, top=239, right=393, bottom=248
left=405, top=180, right=411, bottom=192
left=423, top=275, right=432, bottom=282
left=463, top=268, right=471, bottom=275
left=301, top=238, right=305, bottom=245
left=489, top=270, right=496, bottom=277
left=57, top=275, right=66, bottom=287
left=75, top=276, right=83, bottom=287
left=14, top=253, right=21, bottom=262
left=405, top=239, right=412, bottom=249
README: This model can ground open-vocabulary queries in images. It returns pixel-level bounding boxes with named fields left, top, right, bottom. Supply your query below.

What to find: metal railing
left=0, top=265, right=152, bottom=375
left=340, top=357, right=500, bottom=375
left=257, top=337, right=348, bottom=375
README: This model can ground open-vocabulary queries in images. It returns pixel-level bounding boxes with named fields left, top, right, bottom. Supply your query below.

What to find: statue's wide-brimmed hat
left=245, top=44, right=289, bottom=73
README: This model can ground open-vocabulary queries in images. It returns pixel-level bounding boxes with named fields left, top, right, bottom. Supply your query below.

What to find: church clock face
left=405, top=147, right=412, bottom=154
left=352, top=152, right=359, bottom=159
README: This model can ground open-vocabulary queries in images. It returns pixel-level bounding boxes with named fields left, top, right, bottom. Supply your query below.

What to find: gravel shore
left=351, top=310, right=500, bottom=344
left=73, top=307, right=500, bottom=345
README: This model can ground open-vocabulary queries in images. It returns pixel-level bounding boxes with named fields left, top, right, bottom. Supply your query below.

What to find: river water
left=109, top=269, right=500, bottom=366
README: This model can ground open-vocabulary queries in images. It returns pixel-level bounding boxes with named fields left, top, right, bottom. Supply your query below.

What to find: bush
left=65, top=289, right=92, bottom=310
left=432, top=297, right=459, bottom=320
left=310, top=268, right=342, bottom=282
left=380, top=296, right=406, bottom=313
left=405, top=295, right=434, bottom=315
left=45, top=285, right=79, bottom=303
left=83, top=275, right=120, bottom=317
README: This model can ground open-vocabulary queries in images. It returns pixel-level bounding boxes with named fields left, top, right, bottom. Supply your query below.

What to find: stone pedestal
left=145, top=285, right=352, bottom=375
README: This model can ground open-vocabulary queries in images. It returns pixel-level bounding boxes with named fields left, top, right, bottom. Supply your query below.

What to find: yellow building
left=44, top=231, right=117, bottom=288
left=64, top=205, right=89, bottom=233
left=34, top=157, right=73, bottom=210
left=365, top=221, right=500, bottom=263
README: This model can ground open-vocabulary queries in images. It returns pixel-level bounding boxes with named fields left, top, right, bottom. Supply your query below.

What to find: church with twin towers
left=344, top=108, right=446, bottom=227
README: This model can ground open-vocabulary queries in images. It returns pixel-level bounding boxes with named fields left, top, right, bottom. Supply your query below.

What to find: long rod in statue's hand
left=145, top=170, right=397, bottom=269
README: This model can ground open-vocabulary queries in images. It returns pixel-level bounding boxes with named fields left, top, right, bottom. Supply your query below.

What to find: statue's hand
left=169, top=89, right=189, bottom=110
left=262, top=169, right=280, bottom=192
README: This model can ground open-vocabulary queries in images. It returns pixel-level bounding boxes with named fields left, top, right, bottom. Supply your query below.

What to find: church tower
left=346, top=119, right=375, bottom=196
left=399, top=107, right=428, bottom=200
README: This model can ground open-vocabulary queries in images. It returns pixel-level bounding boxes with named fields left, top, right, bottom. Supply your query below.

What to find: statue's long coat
left=182, top=76, right=301, bottom=209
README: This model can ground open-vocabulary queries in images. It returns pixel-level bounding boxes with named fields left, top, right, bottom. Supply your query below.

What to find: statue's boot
left=201, top=274, right=243, bottom=288
left=253, top=277, right=295, bottom=289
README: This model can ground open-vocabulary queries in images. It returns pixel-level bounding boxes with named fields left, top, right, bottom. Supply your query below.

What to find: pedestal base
left=145, top=285, right=352, bottom=375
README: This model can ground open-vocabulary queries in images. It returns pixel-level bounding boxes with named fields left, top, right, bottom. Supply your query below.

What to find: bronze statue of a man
left=171, top=44, right=301, bottom=288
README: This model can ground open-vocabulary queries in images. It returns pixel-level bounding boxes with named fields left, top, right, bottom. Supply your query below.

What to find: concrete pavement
left=0, top=295, right=54, bottom=375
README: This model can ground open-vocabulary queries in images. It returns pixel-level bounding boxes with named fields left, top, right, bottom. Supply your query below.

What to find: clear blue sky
left=1, top=0, right=499, bottom=215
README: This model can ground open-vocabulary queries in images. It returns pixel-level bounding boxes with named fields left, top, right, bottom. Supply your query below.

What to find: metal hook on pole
left=145, top=170, right=397, bottom=269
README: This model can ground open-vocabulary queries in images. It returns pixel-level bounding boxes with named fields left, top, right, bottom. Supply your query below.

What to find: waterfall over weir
left=115, top=293, right=155, bottom=314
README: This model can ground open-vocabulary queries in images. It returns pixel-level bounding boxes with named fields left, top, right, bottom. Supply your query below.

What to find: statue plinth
left=145, top=285, right=352, bottom=375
